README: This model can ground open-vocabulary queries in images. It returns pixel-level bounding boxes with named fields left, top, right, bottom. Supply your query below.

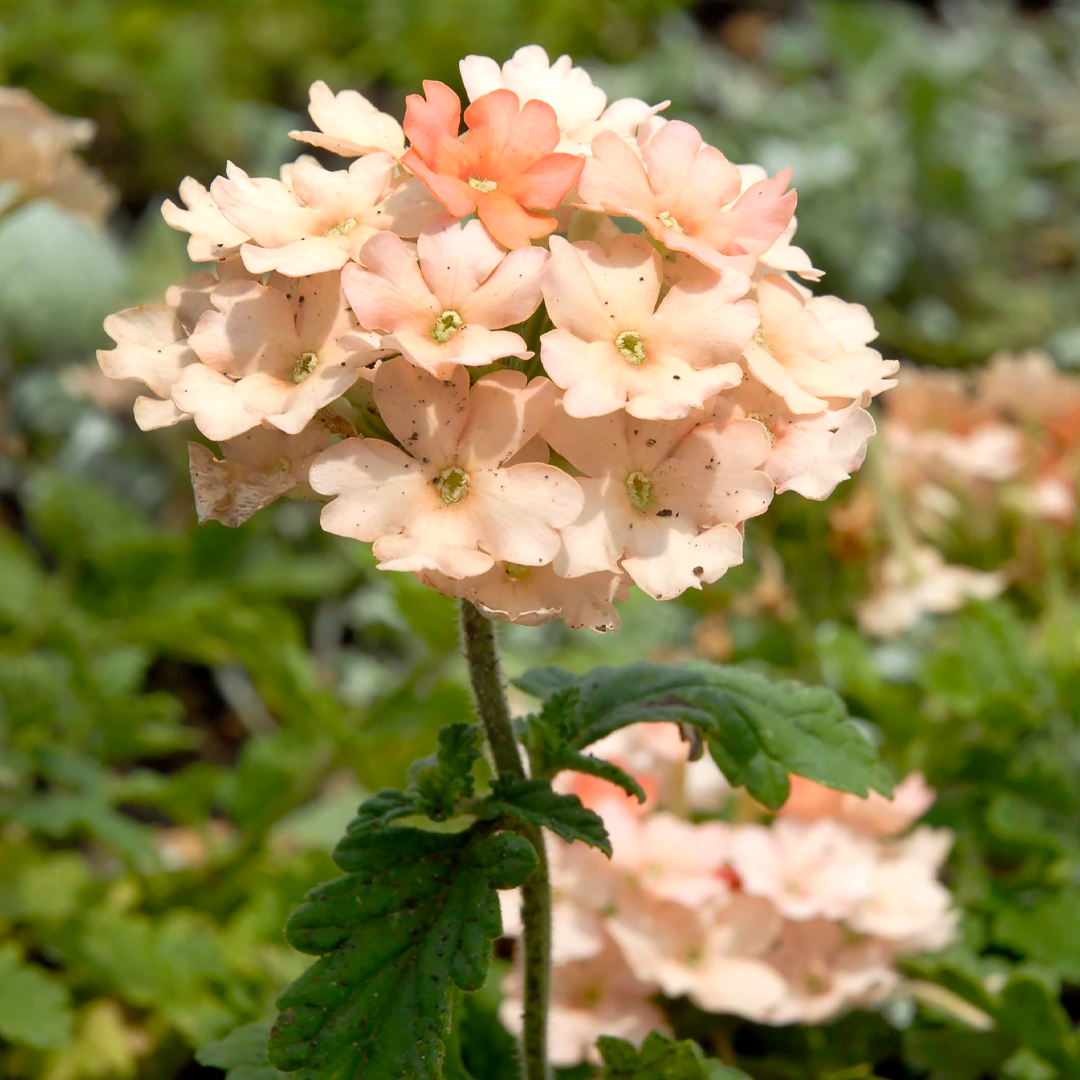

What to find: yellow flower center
left=625, top=470, right=653, bottom=514
left=435, top=464, right=469, bottom=505
left=746, top=411, right=777, bottom=445
left=325, top=217, right=358, bottom=237
left=658, top=210, right=685, bottom=234
left=432, top=310, right=464, bottom=343
left=615, top=330, right=647, bottom=366
left=293, top=352, right=319, bottom=382
left=468, top=177, right=498, bottom=193
left=503, top=563, right=532, bottom=581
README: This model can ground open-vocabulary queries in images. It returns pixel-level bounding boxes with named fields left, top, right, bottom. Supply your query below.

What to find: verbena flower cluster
left=0, top=87, right=116, bottom=224
left=98, top=46, right=898, bottom=630
left=852, top=352, right=1080, bottom=636
left=498, top=724, right=956, bottom=1063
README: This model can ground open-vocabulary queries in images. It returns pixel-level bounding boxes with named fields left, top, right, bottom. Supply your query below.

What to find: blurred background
left=1, top=1, right=1079, bottom=1077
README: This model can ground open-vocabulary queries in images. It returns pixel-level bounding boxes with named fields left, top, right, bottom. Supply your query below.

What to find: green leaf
left=197, top=1022, right=286, bottom=1079
left=902, top=1028, right=1015, bottom=1080
left=996, top=973, right=1080, bottom=1077
left=515, top=662, right=891, bottom=810
left=408, top=722, right=482, bottom=821
left=480, top=776, right=611, bottom=856
left=268, top=821, right=538, bottom=1080
left=0, top=943, right=73, bottom=1050
left=994, top=894, right=1080, bottom=982
left=598, top=1031, right=749, bottom=1080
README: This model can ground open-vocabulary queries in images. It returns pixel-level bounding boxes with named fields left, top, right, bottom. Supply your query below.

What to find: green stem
left=459, top=601, right=550, bottom=1080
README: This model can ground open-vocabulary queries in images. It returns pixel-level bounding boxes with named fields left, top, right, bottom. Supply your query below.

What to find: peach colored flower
left=417, top=563, right=627, bottom=631
left=401, top=81, right=584, bottom=249
left=781, top=773, right=936, bottom=839
left=544, top=405, right=774, bottom=600
left=97, top=270, right=228, bottom=430
left=170, top=271, right=383, bottom=441
left=162, top=177, right=250, bottom=263
left=857, top=545, right=1006, bottom=638
left=744, top=275, right=898, bottom=414
left=735, top=166, right=822, bottom=282
left=459, top=46, right=666, bottom=155
left=605, top=888, right=787, bottom=1021
left=500, top=939, right=666, bottom=1067
left=716, top=379, right=876, bottom=500
left=289, top=80, right=406, bottom=158
left=310, top=359, right=583, bottom=578
left=0, top=86, right=116, bottom=224
left=762, top=919, right=898, bottom=1025
left=727, top=818, right=877, bottom=921
left=577, top=121, right=796, bottom=274
left=188, top=414, right=335, bottom=528
left=342, top=216, right=547, bottom=377
left=849, top=827, right=957, bottom=950
left=210, top=155, right=435, bottom=276
left=539, top=233, right=753, bottom=419
left=606, top=810, right=733, bottom=907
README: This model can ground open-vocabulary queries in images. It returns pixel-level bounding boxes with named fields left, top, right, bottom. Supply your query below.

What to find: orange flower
left=401, top=80, right=584, bottom=249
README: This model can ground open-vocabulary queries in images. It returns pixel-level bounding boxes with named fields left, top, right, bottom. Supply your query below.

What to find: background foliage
left=0, top=1, right=1078, bottom=1078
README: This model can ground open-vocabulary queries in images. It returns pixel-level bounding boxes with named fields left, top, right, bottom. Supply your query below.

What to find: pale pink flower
left=716, top=379, right=876, bottom=500
left=857, top=545, right=1006, bottom=638
left=401, top=81, right=584, bottom=249
left=762, top=919, right=898, bottom=1025
left=727, top=818, right=877, bottom=922
left=606, top=888, right=787, bottom=1021
left=170, top=272, right=383, bottom=441
left=289, top=80, right=406, bottom=158
left=0, top=86, right=116, bottom=224
left=417, top=563, right=627, bottom=631
left=850, top=828, right=957, bottom=950
left=309, top=359, right=583, bottom=578
left=342, top=216, right=547, bottom=378
left=187, top=414, right=335, bottom=528
left=210, top=155, right=435, bottom=276
left=577, top=121, right=796, bottom=274
left=544, top=405, right=774, bottom=600
left=97, top=270, right=226, bottom=430
left=501, top=939, right=667, bottom=1067
left=744, top=275, right=898, bottom=414
left=162, top=177, right=250, bottom=262
left=539, top=233, right=753, bottom=419
left=736, top=165, right=822, bottom=281
left=459, top=46, right=666, bottom=155
left=604, top=810, right=733, bottom=907
left=780, top=773, right=936, bottom=839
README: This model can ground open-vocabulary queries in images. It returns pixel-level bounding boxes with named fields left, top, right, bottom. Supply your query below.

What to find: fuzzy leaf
left=268, top=820, right=537, bottom=1080
left=197, top=1022, right=285, bottom=1079
left=481, top=776, right=611, bottom=855
left=598, top=1031, right=749, bottom=1080
left=408, top=722, right=483, bottom=821
left=514, top=662, right=891, bottom=810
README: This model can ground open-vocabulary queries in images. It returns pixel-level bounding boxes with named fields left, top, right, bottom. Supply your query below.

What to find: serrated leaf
left=598, top=1031, right=749, bottom=1080
left=268, top=822, right=538, bottom=1080
left=481, top=776, right=611, bottom=856
left=408, top=723, right=482, bottom=821
left=197, top=1022, right=285, bottom=1079
left=515, top=662, right=891, bottom=810
left=0, top=943, right=73, bottom=1050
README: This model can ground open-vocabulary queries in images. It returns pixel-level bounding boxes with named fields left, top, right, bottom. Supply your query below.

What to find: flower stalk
left=460, top=600, right=551, bottom=1080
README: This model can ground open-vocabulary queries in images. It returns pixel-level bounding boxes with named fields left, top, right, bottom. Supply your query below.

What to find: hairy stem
left=460, top=600, right=550, bottom=1080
